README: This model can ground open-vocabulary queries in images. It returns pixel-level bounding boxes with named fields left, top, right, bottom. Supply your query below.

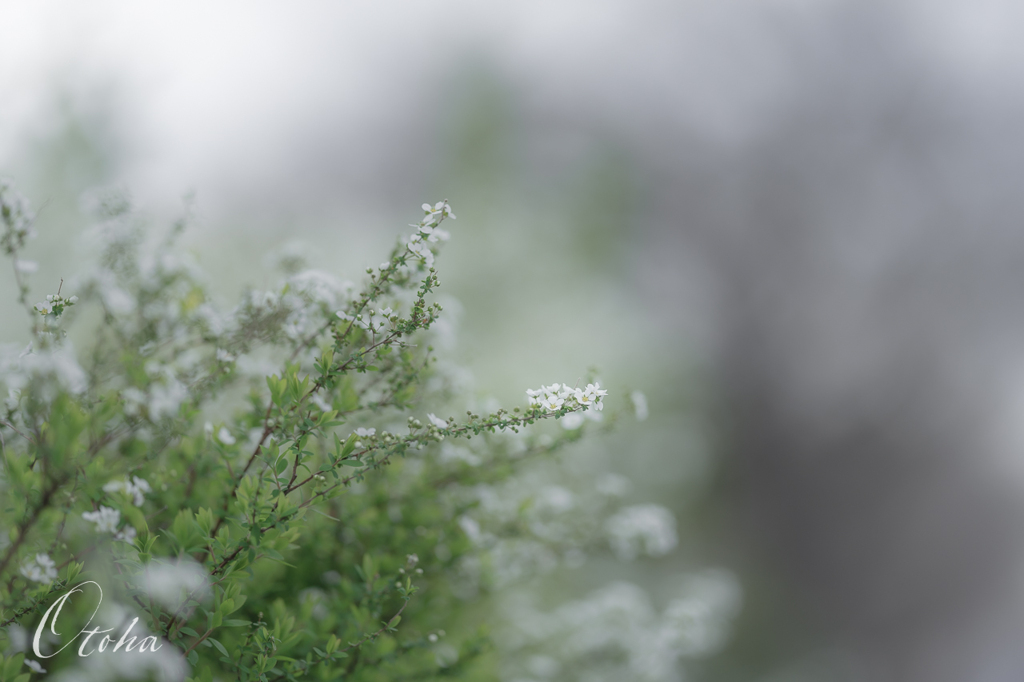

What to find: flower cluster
left=605, top=504, right=678, bottom=561
left=19, top=553, right=56, bottom=584
left=338, top=306, right=394, bottom=333
left=0, top=179, right=35, bottom=256
left=526, top=382, right=608, bottom=413
left=33, top=292, right=78, bottom=318
left=102, top=476, right=152, bottom=506
left=499, top=571, right=742, bottom=682
left=82, top=505, right=138, bottom=542
left=406, top=201, right=454, bottom=267
left=0, top=188, right=698, bottom=682
left=82, top=506, right=120, bottom=533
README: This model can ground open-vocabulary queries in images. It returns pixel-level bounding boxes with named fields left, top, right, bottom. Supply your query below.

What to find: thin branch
left=0, top=419, right=35, bottom=445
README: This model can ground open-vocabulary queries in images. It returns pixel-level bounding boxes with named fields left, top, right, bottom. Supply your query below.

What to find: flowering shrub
left=0, top=181, right=724, bottom=682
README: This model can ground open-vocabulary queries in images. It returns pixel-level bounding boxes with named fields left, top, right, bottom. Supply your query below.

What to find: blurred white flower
left=24, top=659, right=45, bottom=674
left=148, top=379, right=187, bottom=420
left=83, top=506, right=121, bottom=533
left=427, top=413, right=448, bottom=428
left=1, top=344, right=87, bottom=401
left=115, top=525, right=138, bottom=543
left=20, top=554, right=56, bottom=583
left=458, top=516, right=483, bottom=544
left=605, top=504, right=678, bottom=561
left=138, top=559, right=211, bottom=610
left=560, top=413, right=585, bottom=430
left=103, top=476, right=151, bottom=506
left=419, top=225, right=450, bottom=243
left=407, top=234, right=435, bottom=267
left=217, top=427, right=236, bottom=445
left=500, top=572, right=740, bottom=682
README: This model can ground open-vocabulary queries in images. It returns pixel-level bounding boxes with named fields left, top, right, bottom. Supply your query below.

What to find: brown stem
left=0, top=476, right=65, bottom=578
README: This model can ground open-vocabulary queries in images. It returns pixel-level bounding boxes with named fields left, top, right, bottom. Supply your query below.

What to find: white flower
left=103, top=476, right=152, bottom=506
left=575, top=383, right=609, bottom=411
left=14, top=259, right=37, bottom=273
left=129, top=476, right=152, bottom=504
left=366, top=308, right=390, bottom=332
left=83, top=506, right=121, bottom=533
left=419, top=225, right=450, bottom=243
left=2, top=345, right=88, bottom=401
left=20, top=553, right=57, bottom=583
left=427, top=413, right=448, bottom=429
left=457, top=516, right=483, bottom=544
left=311, top=392, right=332, bottom=413
left=355, top=427, right=376, bottom=438
left=24, top=659, right=46, bottom=674
left=148, top=379, right=188, bottom=420
left=539, top=394, right=564, bottom=412
left=115, top=525, right=138, bottom=543
left=525, top=382, right=586, bottom=410
left=216, top=348, right=236, bottom=363
left=422, top=200, right=455, bottom=221
left=287, top=269, right=352, bottom=308
left=217, top=427, right=236, bottom=445
left=138, top=559, right=211, bottom=610
left=407, top=234, right=435, bottom=267
left=428, top=633, right=438, bottom=643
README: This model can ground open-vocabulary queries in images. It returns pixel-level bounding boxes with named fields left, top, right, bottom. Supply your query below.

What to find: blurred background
left=5, top=1, right=1024, bottom=680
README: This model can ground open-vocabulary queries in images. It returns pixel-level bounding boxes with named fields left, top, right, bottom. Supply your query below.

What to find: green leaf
left=362, top=554, right=374, bottom=580
left=338, top=377, right=359, bottom=412
left=4, top=653, right=25, bottom=679
left=340, top=432, right=358, bottom=459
